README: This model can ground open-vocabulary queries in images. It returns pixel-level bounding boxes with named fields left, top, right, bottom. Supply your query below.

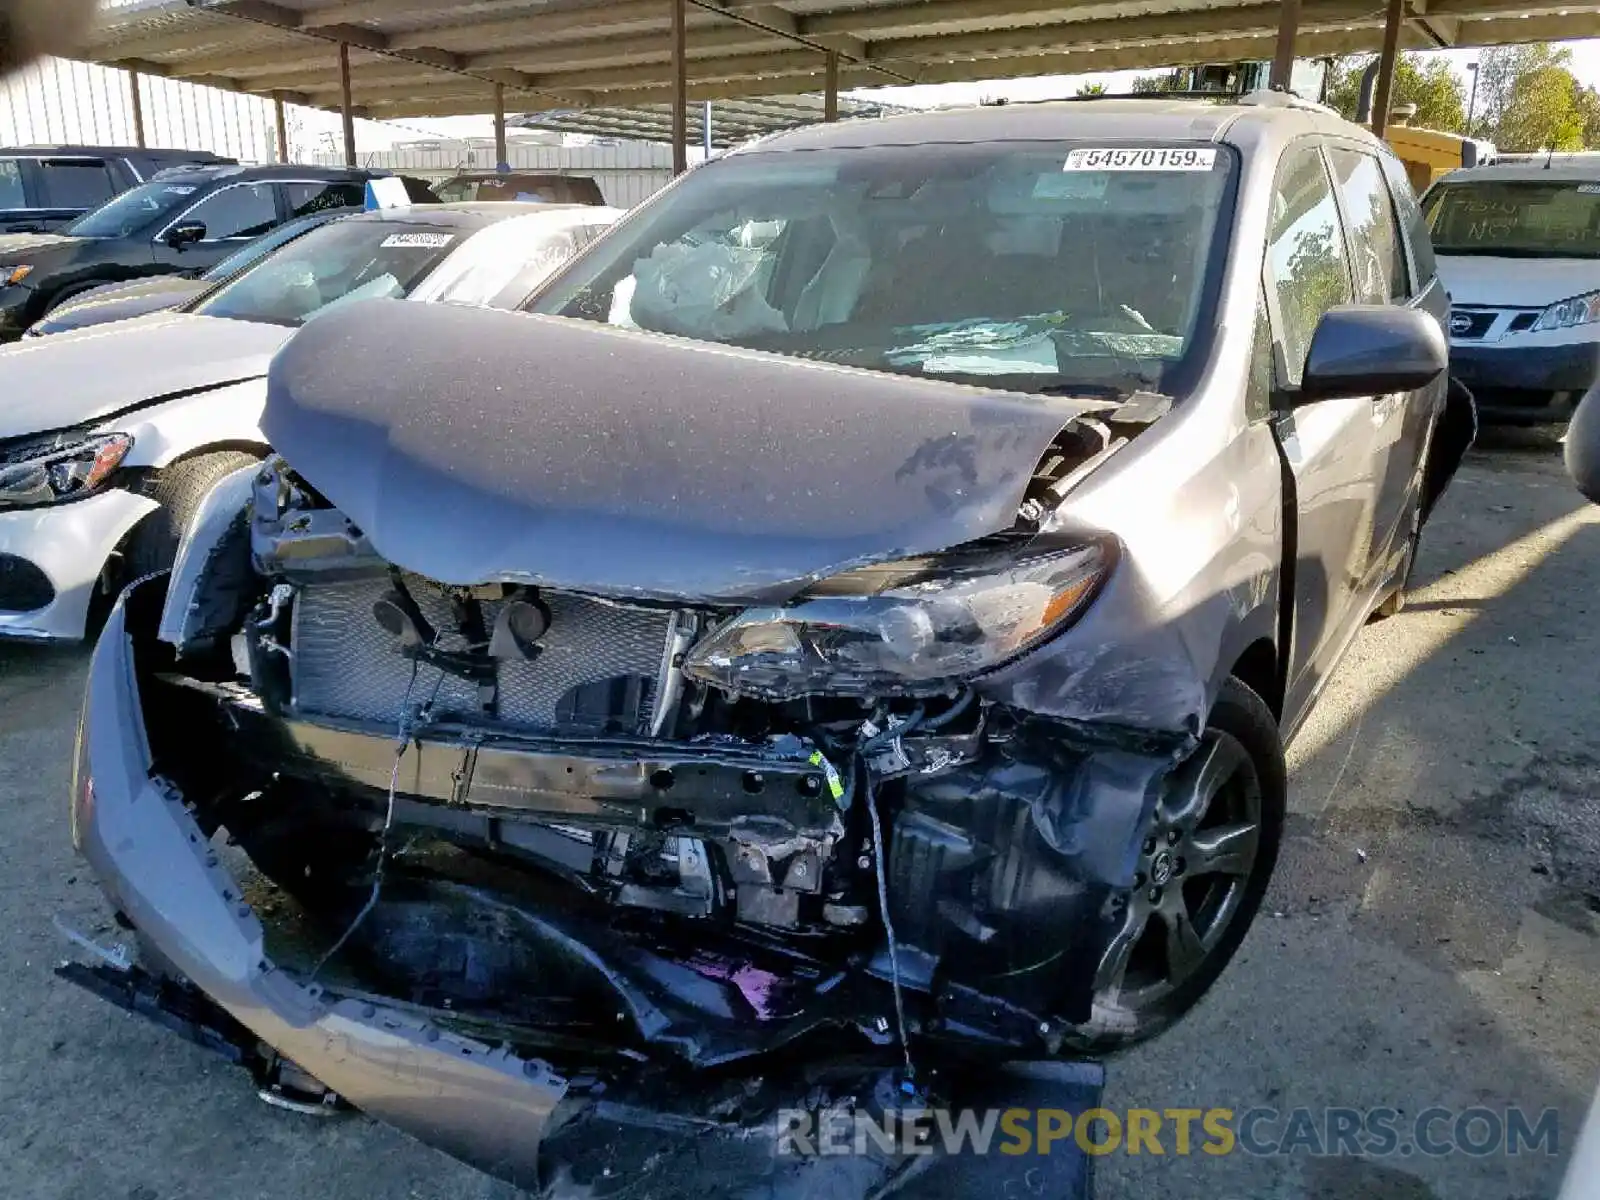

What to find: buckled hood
left=263, top=299, right=1091, bottom=602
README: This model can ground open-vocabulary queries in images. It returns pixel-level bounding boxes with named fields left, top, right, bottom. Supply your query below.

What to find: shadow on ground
left=1100, top=445, right=1600, bottom=1199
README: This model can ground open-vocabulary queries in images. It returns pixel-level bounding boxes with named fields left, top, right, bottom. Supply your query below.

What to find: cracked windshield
left=533, top=142, right=1233, bottom=397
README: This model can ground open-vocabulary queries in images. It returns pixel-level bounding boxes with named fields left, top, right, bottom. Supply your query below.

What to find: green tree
left=1474, top=42, right=1572, bottom=137
left=1495, top=63, right=1586, bottom=151
left=1574, top=84, right=1600, bottom=148
left=1323, top=52, right=1465, bottom=131
left=1129, top=70, right=1182, bottom=95
left=1075, top=81, right=1107, bottom=97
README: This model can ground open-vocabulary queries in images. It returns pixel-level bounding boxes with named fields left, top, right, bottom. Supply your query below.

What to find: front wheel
left=1065, top=677, right=1286, bottom=1052
left=1372, top=487, right=1424, bottom=620
left=122, top=450, right=261, bottom=579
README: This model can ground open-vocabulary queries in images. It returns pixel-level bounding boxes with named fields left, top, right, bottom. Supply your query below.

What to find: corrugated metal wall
left=313, top=141, right=677, bottom=208
left=1, top=55, right=676, bottom=207
left=0, top=55, right=278, bottom=161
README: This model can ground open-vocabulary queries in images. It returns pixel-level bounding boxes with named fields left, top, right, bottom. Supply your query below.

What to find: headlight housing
left=683, top=539, right=1112, bottom=700
left=0, top=264, right=32, bottom=287
left=1532, top=289, right=1600, bottom=333
left=0, top=432, right=133, bottom=508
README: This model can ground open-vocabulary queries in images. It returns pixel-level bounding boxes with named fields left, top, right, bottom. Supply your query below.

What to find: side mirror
left=1295, top=305, right=1446, bottom=405
left=163, top=220, right=206, bottom=250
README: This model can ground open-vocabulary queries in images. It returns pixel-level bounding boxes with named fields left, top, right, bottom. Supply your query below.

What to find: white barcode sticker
left=1064, top=147, right=1218, bottom=172
left=380, top=232, right=454, bottom=248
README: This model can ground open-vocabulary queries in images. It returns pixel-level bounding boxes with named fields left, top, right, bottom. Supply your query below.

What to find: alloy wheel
left=1093, top=729, right=1264, bottom=1009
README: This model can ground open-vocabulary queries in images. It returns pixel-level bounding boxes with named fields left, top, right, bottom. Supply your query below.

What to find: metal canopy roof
left=510, top=93, right=905, bottom=146
left=81, top=0, right=1600, bottom=121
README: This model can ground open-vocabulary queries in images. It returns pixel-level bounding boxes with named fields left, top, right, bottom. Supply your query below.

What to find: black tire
left=1064, top=676, right=1286, bottom=1053
left=1372, top=485, right=1424, bottom=620
left=41, top=282, right=108, bottom=317
left=122, top=450, right=261, bottom=580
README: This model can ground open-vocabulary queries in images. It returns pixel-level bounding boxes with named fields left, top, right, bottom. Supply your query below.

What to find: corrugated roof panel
left=67, top=0, right=1600, bottom=120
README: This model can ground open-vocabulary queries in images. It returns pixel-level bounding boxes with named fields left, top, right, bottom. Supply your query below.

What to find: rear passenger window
left=435, top=179, right=476, bottom=203
left=1267, top=144, right=1353, bottom=387
left=38, top=159, right=116, bottom=209
left=284, top=181, right=364, bottom=217
left=1327, top=147, right=1409, bottom=303
left=0, top=160, right=22, bottom=208
left=184, top=184, right=278, bottom=240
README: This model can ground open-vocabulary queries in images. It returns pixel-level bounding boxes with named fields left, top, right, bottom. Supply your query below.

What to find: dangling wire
left=864, top=764, right=914, bottom=1080
left=311, top=661, right=440, bottom=981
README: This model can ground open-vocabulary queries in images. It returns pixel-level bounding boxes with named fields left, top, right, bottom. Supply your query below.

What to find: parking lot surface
left=1, top=440, right=1597, bottom=1199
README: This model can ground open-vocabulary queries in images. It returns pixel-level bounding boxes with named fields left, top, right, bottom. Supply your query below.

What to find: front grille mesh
left=1450, top=308, right=1497, bottom=340
left=290, top=575, right=671, bottom=732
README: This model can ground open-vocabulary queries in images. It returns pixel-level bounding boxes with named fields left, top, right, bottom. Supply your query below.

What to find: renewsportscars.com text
left=776, top=1106, right=1560, bottom=1159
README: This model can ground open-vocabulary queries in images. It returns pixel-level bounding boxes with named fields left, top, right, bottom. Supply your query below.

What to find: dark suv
left=0, top=145, right=234, bottom=234
left=0, top=163, right=421, bottom=339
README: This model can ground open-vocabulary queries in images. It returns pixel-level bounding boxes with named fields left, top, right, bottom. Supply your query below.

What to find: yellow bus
left=1170, top=62, right=1495, bottom=193
left=1382, top=124, right=1497, bottom=193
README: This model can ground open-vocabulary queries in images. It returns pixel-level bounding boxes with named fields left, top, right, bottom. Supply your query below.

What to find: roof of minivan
left=1441, top=160, right=1600, bottom=184
left=742, top=94, right=1373, bottom=155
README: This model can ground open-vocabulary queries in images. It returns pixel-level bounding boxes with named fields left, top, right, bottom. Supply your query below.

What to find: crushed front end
left=66, top=306, right=1209, bottom=1190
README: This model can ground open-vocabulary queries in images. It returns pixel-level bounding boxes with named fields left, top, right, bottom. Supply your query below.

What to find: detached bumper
left=0, top=488, right=159, bottom=642
left=1450, top=340, right=1600, bottom=424
left=70, top=582, right=568, bottom=1188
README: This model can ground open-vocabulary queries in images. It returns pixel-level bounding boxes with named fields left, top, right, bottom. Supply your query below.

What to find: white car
left=0, top=201, right=621, bottom=641
left=1423, top=161, right=1600, bottom=424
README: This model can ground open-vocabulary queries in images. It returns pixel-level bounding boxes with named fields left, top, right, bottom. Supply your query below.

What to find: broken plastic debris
left=52, top=914, right=132, bottom=971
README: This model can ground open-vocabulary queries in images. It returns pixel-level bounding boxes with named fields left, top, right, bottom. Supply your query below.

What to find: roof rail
left=1236, top=88, right=1339, bottom=115
left=978, top=90, right=1248, bottom=107
left=976, top=88, right=1333, bottom=110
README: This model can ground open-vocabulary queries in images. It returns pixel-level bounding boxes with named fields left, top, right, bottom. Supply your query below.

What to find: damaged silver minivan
left=65, top=94, right=1472, bottom=1191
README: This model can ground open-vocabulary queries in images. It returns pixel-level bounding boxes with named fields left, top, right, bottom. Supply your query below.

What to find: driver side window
left=1266, top=144, right=1353, bottom=387
left=178, top=184, right=278, bottom=241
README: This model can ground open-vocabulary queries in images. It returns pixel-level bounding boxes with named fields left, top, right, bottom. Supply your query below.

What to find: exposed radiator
left=290, top=575, right=673, bottom=733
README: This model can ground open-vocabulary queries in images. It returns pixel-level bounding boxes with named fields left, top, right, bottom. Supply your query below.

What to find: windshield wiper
left=1034, top=378, right=1164, bottom=399
left=1035, top=384, right=1127, bottom=398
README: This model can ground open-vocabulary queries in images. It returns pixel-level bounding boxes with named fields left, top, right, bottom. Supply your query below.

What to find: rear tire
left=1064, top=676, right=1286, bottom=1053
left=122, top=450, right=261, bottom=580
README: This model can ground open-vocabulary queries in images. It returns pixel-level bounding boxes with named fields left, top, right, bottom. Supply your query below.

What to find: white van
left=1423, top=160, right=1600, bottom=424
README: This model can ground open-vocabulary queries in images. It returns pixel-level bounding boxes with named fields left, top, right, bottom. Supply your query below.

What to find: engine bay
left=129, top=450, right=1179, bottom=1101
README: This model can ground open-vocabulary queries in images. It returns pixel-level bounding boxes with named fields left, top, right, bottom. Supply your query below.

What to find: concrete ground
left=1, top=437, right=1597, bottom=1199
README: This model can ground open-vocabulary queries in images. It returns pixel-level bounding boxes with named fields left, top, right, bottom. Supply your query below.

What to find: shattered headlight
left=0, top=432, right=133, bottom=508
left=684, top=539, right=1112, bottom=700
